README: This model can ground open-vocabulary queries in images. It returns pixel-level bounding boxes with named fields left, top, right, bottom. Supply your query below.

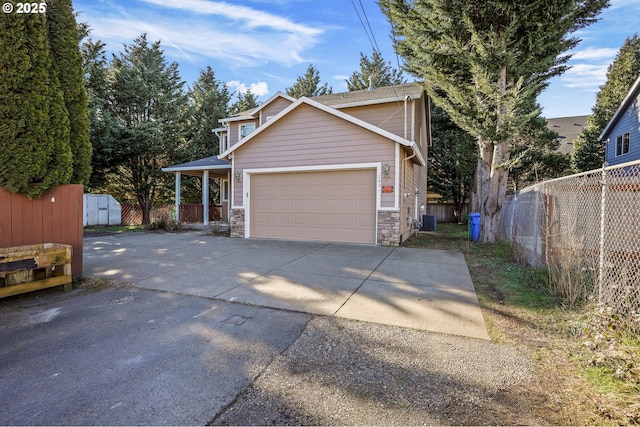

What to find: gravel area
left=211, top=316, right=544, bottom=426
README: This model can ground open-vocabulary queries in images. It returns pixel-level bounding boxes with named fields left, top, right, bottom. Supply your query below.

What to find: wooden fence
left=425, top=203, right=470, bottom=223
left=0, top=184, right=83, bottom=279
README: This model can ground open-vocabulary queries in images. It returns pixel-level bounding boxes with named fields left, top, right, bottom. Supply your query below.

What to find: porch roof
left=162, top=156, right=230, bottom=177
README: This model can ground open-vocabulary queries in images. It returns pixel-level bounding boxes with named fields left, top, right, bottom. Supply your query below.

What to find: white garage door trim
left=243, top=163, right=381, bottom=244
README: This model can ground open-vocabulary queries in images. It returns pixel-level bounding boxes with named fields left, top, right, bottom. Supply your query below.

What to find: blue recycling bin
left=468, top=213, right=480, bottom=241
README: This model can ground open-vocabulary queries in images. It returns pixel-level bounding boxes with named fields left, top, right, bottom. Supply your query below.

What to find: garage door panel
left=250, top=169, right=376, bottom=244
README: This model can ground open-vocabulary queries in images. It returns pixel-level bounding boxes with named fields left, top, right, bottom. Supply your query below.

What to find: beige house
left=164, top=83, right=430, bottom=246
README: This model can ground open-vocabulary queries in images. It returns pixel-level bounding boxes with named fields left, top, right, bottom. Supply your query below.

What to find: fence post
left=175, top=172, right=181, bottom=222
left=544, top=186, right=551, bottom=268
left=598, top=163, right=608, bottom=303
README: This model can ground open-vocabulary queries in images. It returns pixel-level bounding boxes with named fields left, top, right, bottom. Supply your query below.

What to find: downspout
left=404, top=95, right=413, bottom=140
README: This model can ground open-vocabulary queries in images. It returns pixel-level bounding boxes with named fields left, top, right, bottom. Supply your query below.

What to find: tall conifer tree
left=46, top=0, right=92, bottom=184
left=381, top=0, right=609, bottom=241
left=286, top=64, right=332, bottom=97
left=346, top=50, right=405, bottom=91
left=0, top=3, right=72, bottom=198
left=572, top=34, right=640, bottom=172
left=109, top=34, right=189, bottom=224
left=229, top=90, right=260, bottom=115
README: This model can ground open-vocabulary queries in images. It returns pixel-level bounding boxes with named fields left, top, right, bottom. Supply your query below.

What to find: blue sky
left=74, top=0, right=639, bottom=119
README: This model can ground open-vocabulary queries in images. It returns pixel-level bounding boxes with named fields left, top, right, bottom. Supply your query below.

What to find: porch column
left=174, top=172, right=181, bottom=222
left=202, top=170, right=209, bottom=226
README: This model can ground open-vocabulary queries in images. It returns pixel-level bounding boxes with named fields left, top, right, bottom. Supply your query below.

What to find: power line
left=358, top=0, right=380, bottom=53
left=350, top=0, right=376, bottom=53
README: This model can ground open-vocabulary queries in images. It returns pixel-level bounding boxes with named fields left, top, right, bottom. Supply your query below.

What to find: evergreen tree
left=108, top=34, right=189, bottom=224
left=46, top=0, right=91, bottom=184
left=382, top=0, right=608, bottom=241
left=0, top=5, right=72, bottom=199
left=572, top=34, right=640, bottom=172
left=428, top=104, right=477, bottom=223
left=346, top=50, right=405, bottom=91
left=186, top=66, right=231, bottom=160
left=286, top=64, right=332, bottom=97
left=229, top=89, right=260, bottom=115
left=180, top=67, right=232, bottom=204
left=508, top=114, right=571, bottom=190
left=81, top=36, right=115, bottom=190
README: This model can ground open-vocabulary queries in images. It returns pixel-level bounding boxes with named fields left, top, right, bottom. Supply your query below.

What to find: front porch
left=161, top=156, right=231, bottom=226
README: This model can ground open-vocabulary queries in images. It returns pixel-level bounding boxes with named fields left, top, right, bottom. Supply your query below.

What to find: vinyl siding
left=260, top=97, right=293, bottom=125
left=605, top=93, right=640, bottom=166
left=233, top=103, right=396, bottom=207
left=339, top=102, right=407, bottom=139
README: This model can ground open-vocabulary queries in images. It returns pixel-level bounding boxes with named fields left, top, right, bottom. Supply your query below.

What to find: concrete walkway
left=84, top=232, right=489, bottom=340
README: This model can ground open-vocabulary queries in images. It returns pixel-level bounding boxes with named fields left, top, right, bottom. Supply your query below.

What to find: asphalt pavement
left=0, top=231, right=491, bottom=425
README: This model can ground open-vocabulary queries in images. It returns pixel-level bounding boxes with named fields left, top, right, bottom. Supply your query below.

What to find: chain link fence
left=500, top=160, right=640, bottom=325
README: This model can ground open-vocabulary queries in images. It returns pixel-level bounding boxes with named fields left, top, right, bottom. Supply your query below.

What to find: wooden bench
left=0, top=243, right=72, bottom=298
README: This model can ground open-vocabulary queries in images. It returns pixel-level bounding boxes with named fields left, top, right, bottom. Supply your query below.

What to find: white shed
left=83, top=194, right=121, bottom=226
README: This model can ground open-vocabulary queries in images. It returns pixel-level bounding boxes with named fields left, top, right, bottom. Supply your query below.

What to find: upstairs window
left=616, top=132, right=630, bottom=156
left=239, top=123, right=255, bottom=141
left=219, top=133, right=228, bottom=154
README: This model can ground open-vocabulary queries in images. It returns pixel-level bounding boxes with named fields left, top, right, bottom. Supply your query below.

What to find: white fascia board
left=599, top=75, right=640, bottom=141
left=218, top=92, right=296, bottom=125
left=220, top=96, right=426, bottom=166
left=219, top=115, right=254, bottom=124
left=328, top=96, right=413, bottom=109
left=161, top=165, right=230, bottom=173
left=217, top=96, right=426, bottom=167
left=260, top=91, right=296, bottom=107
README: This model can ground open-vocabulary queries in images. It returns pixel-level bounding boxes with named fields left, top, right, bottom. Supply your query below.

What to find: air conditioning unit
left=422, top=214, right=437, bottom=231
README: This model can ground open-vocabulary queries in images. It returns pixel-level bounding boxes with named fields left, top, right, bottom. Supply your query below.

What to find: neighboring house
left=163, top=83, right=430, bottom=246
left=599, top=75, right=640, bottom=166
left=546, top=115, right=589, bottom=155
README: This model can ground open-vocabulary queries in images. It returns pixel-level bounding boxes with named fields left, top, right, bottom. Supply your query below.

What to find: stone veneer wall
left=377, top=210, right=400, bottom=246
left=230, top=208, right=245, bottom=238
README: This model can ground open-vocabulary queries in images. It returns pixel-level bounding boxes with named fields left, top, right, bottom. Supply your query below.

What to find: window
left=219, top=133, right=228, bottom=154
left=616, top=132, right=630, bottom=156
left=221, top=179, right=229, bottom=202
left=239, top=123, right=255, bottom=140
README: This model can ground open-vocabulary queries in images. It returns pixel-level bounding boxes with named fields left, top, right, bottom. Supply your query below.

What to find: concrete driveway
left=84, top=231, right=488, bottom=340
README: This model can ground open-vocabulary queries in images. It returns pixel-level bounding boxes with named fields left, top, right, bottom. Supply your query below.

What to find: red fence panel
left=0, top=184, right=83, bottom=279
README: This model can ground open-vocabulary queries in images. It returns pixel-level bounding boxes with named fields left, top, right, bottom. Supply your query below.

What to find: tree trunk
left=138, top=195, right=153, bottom=225
left=474, top=139, right=510, bottom=242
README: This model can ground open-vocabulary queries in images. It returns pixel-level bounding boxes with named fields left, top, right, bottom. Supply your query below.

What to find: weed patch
left=404, top=223, right=640, bottom=425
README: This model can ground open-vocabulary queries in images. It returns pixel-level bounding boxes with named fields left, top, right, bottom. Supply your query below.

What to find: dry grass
left=405, top=224, right=640, bottom=425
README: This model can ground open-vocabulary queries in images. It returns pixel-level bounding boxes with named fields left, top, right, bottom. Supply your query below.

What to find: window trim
left=238, top=122, right=256, bottom=141
left=615, top=132, right=631, bottom=157
left=219, top=133, right=228, bottom=154
left=221, top=179, right=229, bottom=202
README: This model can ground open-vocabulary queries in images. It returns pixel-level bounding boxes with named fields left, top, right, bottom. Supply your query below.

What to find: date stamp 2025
left=3, top=2, right=46, bottom=14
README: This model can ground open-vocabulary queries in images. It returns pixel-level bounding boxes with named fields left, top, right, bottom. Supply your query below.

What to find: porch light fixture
left=235, top=171, right=241, bottom=181
left=384, top=163, right=390, bottom=177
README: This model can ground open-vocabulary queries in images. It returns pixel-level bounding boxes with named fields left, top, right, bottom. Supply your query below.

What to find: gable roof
left=599, top=75, right=640, bottom=141
left=218, top=96, right=426, bottom=166
left=546, top=115, right=589, bottom=155
left=219, top=91, right=296, bottom=124
left=312, top=82, right=424, bottom=108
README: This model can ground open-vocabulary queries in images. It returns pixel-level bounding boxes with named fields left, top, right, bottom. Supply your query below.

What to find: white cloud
left=571, top=47, right=618, bottom=61
left=140, top=0, right=322, bottom=37
left=561, top=63, right=609, bottom=90
left=227, top=80, right=270, bottom=96
left=82, top=0, right=323, bottom=69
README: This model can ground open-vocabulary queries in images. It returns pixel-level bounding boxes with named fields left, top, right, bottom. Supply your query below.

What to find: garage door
left=249, top=169, right=376, bottom=244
